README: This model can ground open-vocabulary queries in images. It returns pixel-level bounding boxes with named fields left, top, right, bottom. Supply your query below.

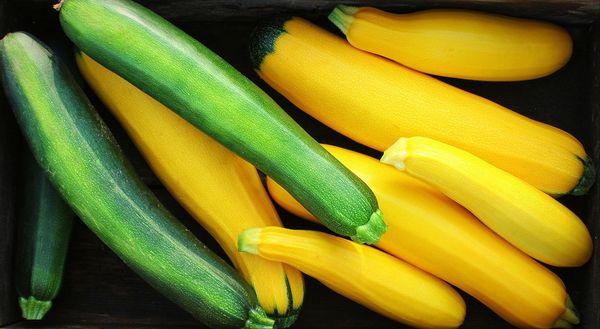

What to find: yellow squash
left=238, top=227, right=466, bottom=329
left=76, top=53, right=304, bottom=326
left=381, top=136, right=592, bottom=267
left=328, top=5, right=573, bottom=81
left=266, top=144, right=578, bottom=328
left=250, top=16, right=594, bottom=196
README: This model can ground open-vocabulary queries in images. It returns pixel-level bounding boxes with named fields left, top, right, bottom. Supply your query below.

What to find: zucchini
left=328, top=5, right=573, bottom=81
left=0, top=31, right=274, bottom=329
left=76, top=52, right=305, bottom=327
left=381, top=136, right=592, bottom=267
left=56, top=0, right=386, bottom=244
left=267, top=144, right=579, bottom=328
left=238, top=227, right=466, bottom=329
left=14, top=149, right=74, bottom=320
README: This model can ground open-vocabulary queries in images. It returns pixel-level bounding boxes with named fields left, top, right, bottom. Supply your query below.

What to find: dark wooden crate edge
left=582, top=19, right=600, bottom=329
left=0, top=0, right=19, bottom=325
left=21, top=0, right=600, bottom=24
left=1, top=1, right=600, bottom=328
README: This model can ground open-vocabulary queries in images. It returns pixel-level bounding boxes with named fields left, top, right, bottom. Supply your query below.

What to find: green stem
left=273, top=311, right=299, bottom=328
left=380, top=137, right=409, bottom=171
left=328, top=5, right=359, bottom=35
left=351, top=209, right=387, bottom=244
left=53, top=0, right=64, bottom=11
left=19, top=296, right=52, bottom=320
left=554, top=319, right=573, bottom=329
left=238, top=228, right=262, bottom=255
left=569, top=156, right=596, bottom=195
left=554, top=295, right=580, bottom=328
left=244, top=307, right=275, bottom=329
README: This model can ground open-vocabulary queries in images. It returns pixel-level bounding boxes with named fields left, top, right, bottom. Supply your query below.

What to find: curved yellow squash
left=266, top=144, right=578, bottom=328
left=329, top=5, right=573, bottom=81
left=76, top=53, right=304, bottom=326
left=381, top=136, right=592, bottom=267
left=251, top=16, right=593, bottom=196
left=239, top=227, right=466, bottom=329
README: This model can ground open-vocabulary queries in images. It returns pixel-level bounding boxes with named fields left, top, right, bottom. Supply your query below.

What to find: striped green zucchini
left=57, top=0, right=386, bottom=244
left=14, top=150, right=74, bottom=320
left=0, top=31, right=274, bottom=329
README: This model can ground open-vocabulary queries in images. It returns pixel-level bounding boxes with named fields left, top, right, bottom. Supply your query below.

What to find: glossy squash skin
left=76, top=53, right=304, bottom=327
left=266, top=144, right=579, bottom=328
left=329, top=5, right=573, bottom=81
left=239, top=227, right=467, bottom=329
left=381, top=136, right=592, bottom=267
left=14, top=150, right=74, bottom=320
left=0, top=31, right=274, bottom=329
left=57, top=0, right=385, bottom=244
left=250, top=16, right=594, bottom=196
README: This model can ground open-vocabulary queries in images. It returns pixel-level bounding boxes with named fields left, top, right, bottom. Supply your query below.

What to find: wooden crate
left=1, top=1, right=598, bottom=328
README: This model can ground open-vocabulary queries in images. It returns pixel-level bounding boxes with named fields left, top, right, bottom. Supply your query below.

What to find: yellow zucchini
left=266, top=144, right=578, bottom=328
left=329, top=5, right=573, bottom=81
left=238, top=227, right=466, bottom=329
left=76, top=53, right=304, bottom=326
left=250, top=16, right=594, bottom=196
left=381, top=136, right=592, bottom=267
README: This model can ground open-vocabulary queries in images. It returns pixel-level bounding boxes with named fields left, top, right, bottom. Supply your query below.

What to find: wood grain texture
left=17, top=0, right=600, bottom=24
left=0, top=70, right=19, bottom=327
left=579, top=20, right=600, bottom=329
left=0, top=0, right=19, bottom=326
left=0, top=0, right=599, bottom=328
left=0, top=98, right=19, bottom=328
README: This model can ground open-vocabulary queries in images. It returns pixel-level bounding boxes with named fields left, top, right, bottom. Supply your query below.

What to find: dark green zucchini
left=57, top=0, right=386, bottom=244
left=0, top=31, right=274, bottom=329
left=14, top=149, right=74, bottom=320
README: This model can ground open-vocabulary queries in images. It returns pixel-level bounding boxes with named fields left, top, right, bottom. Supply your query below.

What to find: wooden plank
left=579, top=20, right=600, bottom=329
left=21, top=0, right=600, bottom=24
left=0, top=72, right=19, bottom=327
left=0, top=0, right=20, bottom=325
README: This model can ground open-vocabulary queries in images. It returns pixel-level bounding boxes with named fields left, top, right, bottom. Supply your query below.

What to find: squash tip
left=380, top=137, right=409, bottom=171
left=53, top=0, right=64, bottom=11
left=244, top=306, right=275, bottom=329
left=272, top=311, right=299, bottom=328
left=556, top=295, right=580, bottom=327
left=19, top=296, right=52, bottom=320
left=350, top=208, right=386, bottom=244
left=328, top=5, right=358, bottom=35
left=238, top=228, right=263, bottom=254
left=249, top=17, right=291, bottom=70
left=568, top=156, right=596, bottom=196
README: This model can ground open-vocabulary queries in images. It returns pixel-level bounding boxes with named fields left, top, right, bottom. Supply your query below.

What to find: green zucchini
left=0, top=31, right=274, bottom=329
left=14, top=150, right=74, bottom=320
left=57, top=0, right=386, bottom=244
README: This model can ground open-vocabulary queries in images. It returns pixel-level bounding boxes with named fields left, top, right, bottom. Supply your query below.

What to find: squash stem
left=554, top=319, right=573, bottom=329
left=569, top=156, right=596, bottom=195
left=554, top=296, right=580, bottom=328
left=244, top=306, right=275, bottom=329
left=351, top=208, right=387, bottom=244
left=19, top=296, right=52, bottom=320
left=328, top=5, right=359, bottom=35
left=238, top=228, right=262, bottom=255
left=564, top=296, right=580, bottom=324
left=53, top=0, right=64, bottom=11
left=380, top=137, right=409, bottom=171
left=273, top=311, right=299, bottom=328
